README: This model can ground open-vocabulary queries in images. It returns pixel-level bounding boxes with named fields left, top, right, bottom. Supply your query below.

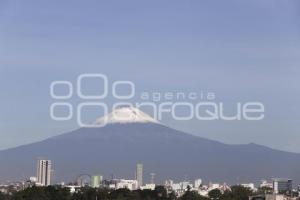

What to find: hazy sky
left=0, top=0, right=300, bottom=152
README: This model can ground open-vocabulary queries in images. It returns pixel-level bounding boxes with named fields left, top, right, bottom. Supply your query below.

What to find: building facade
left=272, top=178, right=292, bottom=195
left=91, top=175, right=103, bottom=188
left=136, top=163, right=143, bottom=188
left=36, top=159, right=52, bottom=186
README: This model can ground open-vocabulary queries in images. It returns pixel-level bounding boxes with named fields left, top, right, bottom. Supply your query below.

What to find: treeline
left=0, top=185, right=256, bottom=200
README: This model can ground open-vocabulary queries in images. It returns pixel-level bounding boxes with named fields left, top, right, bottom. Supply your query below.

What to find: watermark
left=50, top=73, right=265, bottom=127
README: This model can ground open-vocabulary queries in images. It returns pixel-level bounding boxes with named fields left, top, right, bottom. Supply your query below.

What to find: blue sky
left=0, top=0, right=300, bottom=152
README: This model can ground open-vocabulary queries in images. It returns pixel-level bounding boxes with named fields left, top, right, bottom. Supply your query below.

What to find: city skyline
left=0, top=158, right=297, bottom=200
left=0, top=106, right=299, bottom=185
left=0, top=1, right=299, bottom=199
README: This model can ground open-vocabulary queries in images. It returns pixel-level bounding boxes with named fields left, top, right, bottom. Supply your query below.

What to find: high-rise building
left=37, top=159, right=52, bottom=186
left=136, top=163, right=143, bottom=188
left=91, top=175, right=103, bottom=188
left=272, top=178, right=292, bottom=195
left=194, top=179, right=202, bottom=188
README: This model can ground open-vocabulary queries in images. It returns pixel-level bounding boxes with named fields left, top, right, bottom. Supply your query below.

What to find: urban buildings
left=164, top=179, right=230, bottom=197
left=1, top=159, right=297, bottom=200
left=91, top=175, right=103, bottom=188
left=272, top=178, right=292, bottom=195
left=136, top=163, right=143, bottom=188
left=194, top=179, right=202, bottom=189
left=116, top=179, right=138, bottom=190
left=240, top=183, right=257, bottom=192
left=36, top=159, right=52, bottom=186
left=140, top=184, right=156, bottom=190
left=260, top=180, right=273, bottom=189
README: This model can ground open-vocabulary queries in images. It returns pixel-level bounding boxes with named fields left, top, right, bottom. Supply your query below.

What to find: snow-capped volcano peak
left=94, top=106, right=159, bottom=125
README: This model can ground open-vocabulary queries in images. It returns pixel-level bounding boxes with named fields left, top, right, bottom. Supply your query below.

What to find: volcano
left=0, top=106, right=299, bottom=185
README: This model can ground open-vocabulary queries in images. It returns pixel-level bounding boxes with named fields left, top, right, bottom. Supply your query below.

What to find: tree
left=257, top=186, right=272, bottom=195
left=12, top=186, right=72, bottom=200
left=44, top=186, right=71, bottom=200
left=71, top=187, right=99, bottom=200
left=0, top=192, right=9, bottom=200
left=13, top=186, right=48, bottom=200
left=137, top=189, right=156, bottom=200
left=95, top=188, right=110, bottom=200
left=109, top=188, right=134, bottom=200
left=179, top=190, right=209, bottom=200
left=220, top=185, right=253, bottom=200
left=154, top=186, right=168, bottom=200
left=168, top=191, right=177, bottom=200
left=208, top=189, right=222, bottom=199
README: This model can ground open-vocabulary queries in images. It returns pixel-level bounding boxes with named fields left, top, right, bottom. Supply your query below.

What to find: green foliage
left=208, top=189, right=222, bottom=199
left=71, top=187, right=110, bottom=200
left=220, top=185, right=253, bottom=200
left=179, top=190, right=209, bottom=200
left=0, top=192, right=10, bottom=200
left=155, top=186, right=168, bottom=200
left=12, top=186, right=71, bottom=200
left=256, top=186, right=272, bottom=195
left=1, top=185, right=255, bottom=200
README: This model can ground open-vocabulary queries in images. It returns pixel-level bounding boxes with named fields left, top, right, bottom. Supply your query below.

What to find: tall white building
left=194, top=179, right=202, bottom=189
left=116, top=179, right=138, bottom=190
left=136, top=163, right=143, bottom=188
left=37, top=159, right=52, bottom=186
left=91, top=175, right=103, bottom=188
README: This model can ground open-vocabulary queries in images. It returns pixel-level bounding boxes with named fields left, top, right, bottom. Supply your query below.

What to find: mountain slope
left=0, top=107, right=299, bottom=184
left=0, top=123, right=300, bottom=184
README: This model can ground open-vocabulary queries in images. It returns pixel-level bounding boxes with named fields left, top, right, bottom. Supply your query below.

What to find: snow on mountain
left=94, top=106, right=159, bottom=125
left=1, top=110, right=300, bottom=184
